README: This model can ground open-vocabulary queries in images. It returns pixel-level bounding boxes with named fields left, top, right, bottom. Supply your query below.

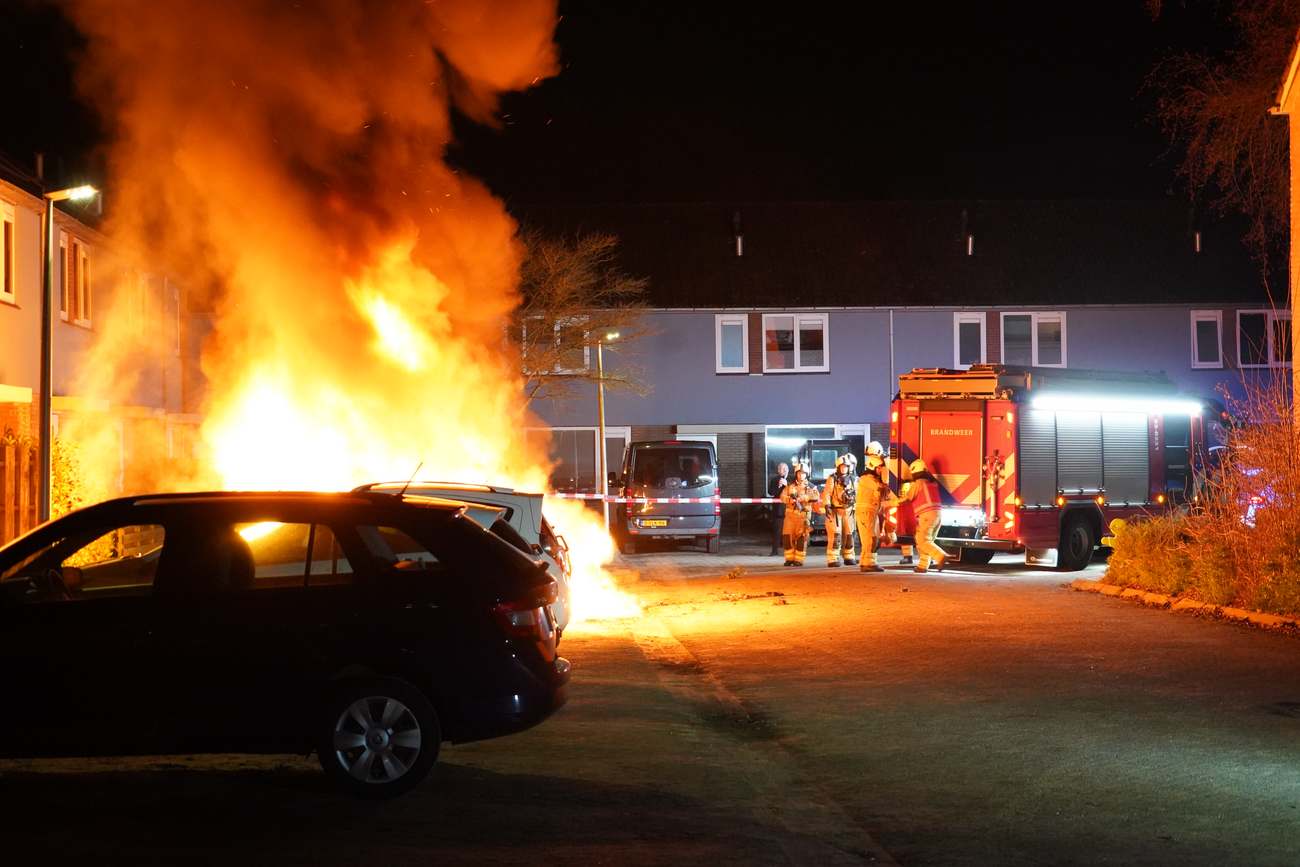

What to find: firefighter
left=901, top=458, right=946, bottom=572
left=855, top=454, right=898, bottom=572
left=780, top=464, right=819, bottom=566
left=895, top=461, right=916, bottom=566
left=821, top=455, right=857, bottom=566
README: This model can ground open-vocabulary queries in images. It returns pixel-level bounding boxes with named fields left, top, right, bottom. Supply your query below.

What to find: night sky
left=1, top=1, right=1234, bottom=204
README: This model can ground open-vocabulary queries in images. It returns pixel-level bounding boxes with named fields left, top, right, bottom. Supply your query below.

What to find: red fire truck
left=888, top=365, right=1209, bottom=570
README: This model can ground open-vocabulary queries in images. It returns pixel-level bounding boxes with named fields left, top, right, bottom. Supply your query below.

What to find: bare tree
left=1147, top=0, right=1299, bottom=288
left=514, top=231, right=650, bottom=405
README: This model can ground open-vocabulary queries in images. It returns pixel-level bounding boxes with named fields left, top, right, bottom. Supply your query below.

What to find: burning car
left=355, top=481, right=573, bottom=632
left=0, top=491, right=569, bottom=799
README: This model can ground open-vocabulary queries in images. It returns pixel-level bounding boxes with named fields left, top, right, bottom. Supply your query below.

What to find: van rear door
left=626, top=442, right=717, bottom=521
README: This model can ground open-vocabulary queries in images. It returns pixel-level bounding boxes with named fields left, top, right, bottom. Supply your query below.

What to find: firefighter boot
left=900, top=555, right=913, bottom=565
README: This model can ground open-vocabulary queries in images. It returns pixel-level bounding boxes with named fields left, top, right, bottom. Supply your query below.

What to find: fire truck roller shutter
left=1020, top=410, right=1057, bottom=506
left=1056, top=412, right=1103, bottom=492
left=1102, top=413, right=1150, bottom=504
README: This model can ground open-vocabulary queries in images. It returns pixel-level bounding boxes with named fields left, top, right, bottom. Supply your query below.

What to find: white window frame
left=521, top=316, right=590, bottom=375
left=58, top=231, right=68, bottom=320
left=1000, top=311, right=1067, bottom=368
left=526, top=425, right=632, bottom=486
left=0, top=200, right=15, bottom=306
left=73, top=241, right=92, bottom=328
left=1190, top=310, right=1223, bottom=369
left=1236, top=309, right=1292, bottom=369
left=761, top=312, right=830, bottom=373
left=952, top=312, right=986, bottom=369
left=714, top=314, right=749, bottom=373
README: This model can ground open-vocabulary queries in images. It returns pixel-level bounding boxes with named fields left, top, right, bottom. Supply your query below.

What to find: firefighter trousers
left=855, top=509, right=882, bottom=567
left=782, top=512, right=810, bottom=564
left=915, top=510, right=946, bottom=569
left=825, top=507, right=856, bottom=564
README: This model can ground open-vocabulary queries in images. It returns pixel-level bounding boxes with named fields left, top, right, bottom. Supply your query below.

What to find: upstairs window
left=63, top=236, right=92, bottom=328
left=1190, top=310, right=1222, bottom=369
left=953, top=312, right=985, bottom=369
left=58, top=232, right=67, bottom=319
left=521, top=316, right=590, bottom=375
left=762, top=312, right=829, bottom=373
left=715, top=314, right=749, bottom=373
left=1, top=201, right=14, bottom=305
left=1001, top=311, right=1066, bottom=368
left=1238, top=310, right=1291, bottom=368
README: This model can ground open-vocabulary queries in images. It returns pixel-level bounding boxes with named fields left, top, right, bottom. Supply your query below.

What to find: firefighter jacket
left=781, top=478, right=820, bottom=516
left=856, top=472, right=898, bottom=520
left=821, top=471, right=856, bottom=510
left=901, top=471, right=942, bottom=518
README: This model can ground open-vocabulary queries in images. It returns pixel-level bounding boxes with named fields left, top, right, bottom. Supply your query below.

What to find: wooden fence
left=0, top=439, right=39, bottom=545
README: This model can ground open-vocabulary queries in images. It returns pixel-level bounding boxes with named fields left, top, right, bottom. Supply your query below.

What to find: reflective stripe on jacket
left=909, top=476, right=942, bottom=517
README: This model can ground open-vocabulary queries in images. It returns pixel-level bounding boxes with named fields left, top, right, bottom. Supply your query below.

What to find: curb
left=1068, top=579, right=1300, bottom=632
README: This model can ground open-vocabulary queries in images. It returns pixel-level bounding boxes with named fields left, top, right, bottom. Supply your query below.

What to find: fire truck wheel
left=959, top=549, right=995, bottom=566
left=1057, top=515, right=1096, bottom=572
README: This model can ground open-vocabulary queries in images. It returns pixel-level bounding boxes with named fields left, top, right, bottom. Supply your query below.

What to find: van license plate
left=641, top=519, right=669, bottom=528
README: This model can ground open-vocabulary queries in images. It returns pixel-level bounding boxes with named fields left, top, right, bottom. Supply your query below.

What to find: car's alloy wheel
left=319, top=678, right=439, bottom=799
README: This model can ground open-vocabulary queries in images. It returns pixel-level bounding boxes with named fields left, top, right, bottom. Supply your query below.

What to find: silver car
left=355, top=482, right=572, bottom=632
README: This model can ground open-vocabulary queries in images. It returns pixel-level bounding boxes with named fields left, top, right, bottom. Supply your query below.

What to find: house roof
left=515, top=200, right=1273, bottom=308
left=1272, top=29, right=1300, bottom=113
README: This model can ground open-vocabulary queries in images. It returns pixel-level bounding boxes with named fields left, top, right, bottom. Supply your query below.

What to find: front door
left=0, top=522, right=164, bottom=756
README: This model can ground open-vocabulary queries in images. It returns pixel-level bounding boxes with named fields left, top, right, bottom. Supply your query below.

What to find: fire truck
left=888, top=365, right=1208, bottom=571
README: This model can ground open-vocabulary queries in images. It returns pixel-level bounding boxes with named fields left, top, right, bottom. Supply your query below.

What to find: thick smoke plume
left=60, top=0, right=559, bottom=492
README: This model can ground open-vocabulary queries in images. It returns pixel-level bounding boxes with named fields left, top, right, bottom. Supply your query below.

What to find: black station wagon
left=0, top=491, right=570, bottom=798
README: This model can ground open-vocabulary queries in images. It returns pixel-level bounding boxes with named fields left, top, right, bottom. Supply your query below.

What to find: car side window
left=0, top=523, right=164, bottom=604
left=355, top=525, right=442, bottom=576
left=308, top=524, right=354, bottom=586
left=235, top=522, right=313, bottom=588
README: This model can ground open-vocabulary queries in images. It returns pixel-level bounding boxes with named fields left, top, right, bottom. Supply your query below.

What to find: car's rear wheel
left=318, top=678, right=440, bottom=799
left=705, top=536, right=720, bottom=554
left=619, top=536, right=639, bottom=555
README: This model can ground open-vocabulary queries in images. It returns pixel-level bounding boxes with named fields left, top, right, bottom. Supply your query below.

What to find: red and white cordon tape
left=549, top=492, right=778, bottom=504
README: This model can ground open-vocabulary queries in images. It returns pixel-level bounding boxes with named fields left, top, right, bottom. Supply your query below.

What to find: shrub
left=1104, top=515, right=1193, bottom=595
left=1105, top=366, right=1300, bottom=617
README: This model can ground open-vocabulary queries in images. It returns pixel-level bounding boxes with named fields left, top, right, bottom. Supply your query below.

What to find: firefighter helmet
left=909, top=458, right=927, bottom=475
left=866, top=440, right=885, bottom=457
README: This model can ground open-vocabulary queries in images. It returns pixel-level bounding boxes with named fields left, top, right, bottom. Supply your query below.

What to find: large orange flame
left=58, top=0, right=639, bottom=621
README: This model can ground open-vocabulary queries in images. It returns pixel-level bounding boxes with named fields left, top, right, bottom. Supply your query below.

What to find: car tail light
left=493, top=584, right=558, bottom=640
left=714, top=492, right=721, bottom=516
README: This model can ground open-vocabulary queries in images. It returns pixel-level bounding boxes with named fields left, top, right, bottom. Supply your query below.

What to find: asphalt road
left=4, top=551, right=1299, bottom=865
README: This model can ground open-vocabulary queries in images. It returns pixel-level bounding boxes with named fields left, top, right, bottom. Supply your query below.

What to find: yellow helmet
left=909, top=459, right=927, bottom=475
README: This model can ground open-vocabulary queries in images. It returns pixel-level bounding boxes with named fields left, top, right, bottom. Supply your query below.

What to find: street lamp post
left=595, top=331, right=619, bottom=528
left=39, top=185, right=98, bottom=524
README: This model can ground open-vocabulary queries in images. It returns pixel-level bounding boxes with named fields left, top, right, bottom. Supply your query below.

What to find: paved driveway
left=4, top=552, right=1298, bottom=865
